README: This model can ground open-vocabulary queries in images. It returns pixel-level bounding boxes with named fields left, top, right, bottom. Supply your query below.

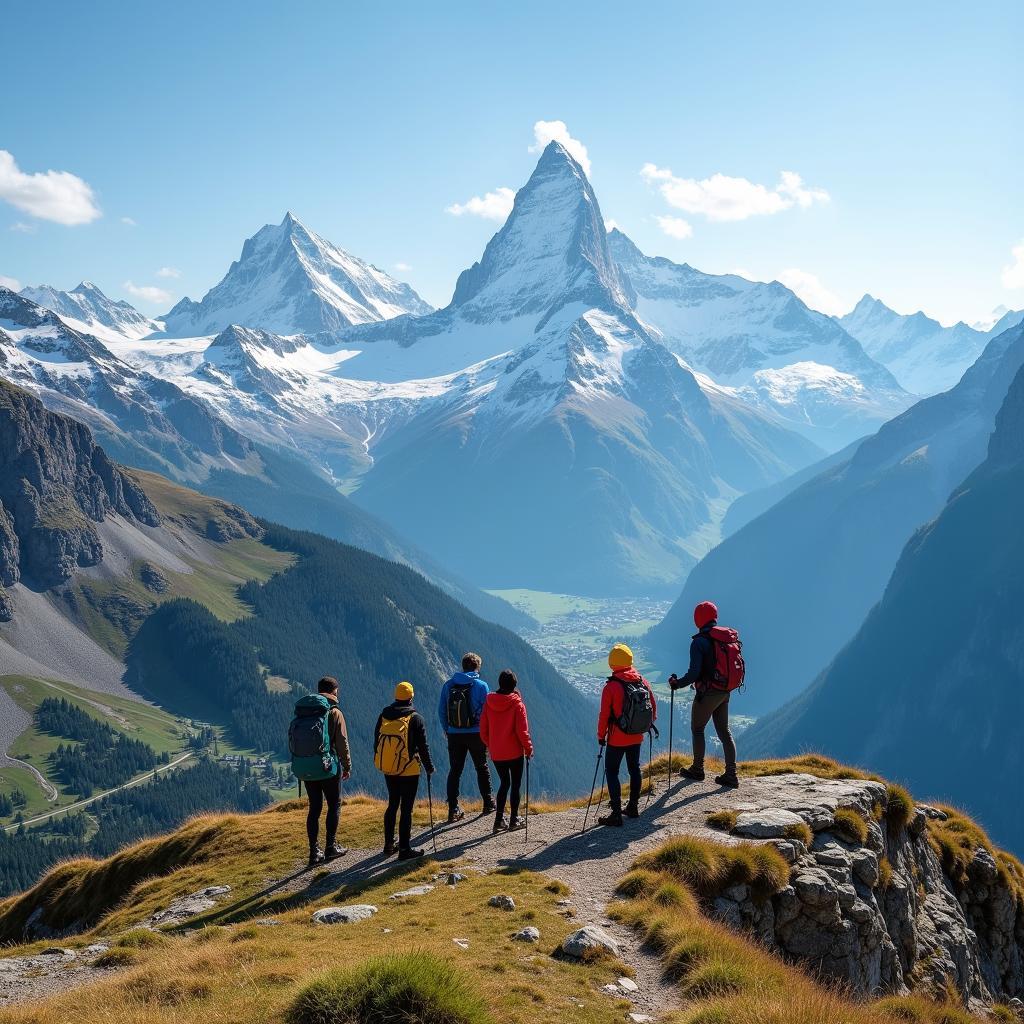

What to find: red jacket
left=479, top=691, right=534, bottom=761
left=598, top=668, right=657, bottom=747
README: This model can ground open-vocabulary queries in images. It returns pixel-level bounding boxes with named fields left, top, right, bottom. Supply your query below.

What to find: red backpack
left=697, top=626, right=745, bottom=692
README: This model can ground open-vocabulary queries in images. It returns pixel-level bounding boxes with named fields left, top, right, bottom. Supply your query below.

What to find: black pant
left=305, top=774, right=341, bottom=850
left=384, top=774, right=420, bottom=851
left=494, top=757, right=524, bottom=821
left=605, top=744, right=642, bottom=813
left=690, top=690, right=737, bottom=773
left=446, top=733, right=492, bottom=808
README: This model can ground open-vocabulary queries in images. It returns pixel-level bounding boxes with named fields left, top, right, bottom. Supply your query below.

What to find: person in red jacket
left=597, top=643, right=657, bottom=827
left=479, top=669, right=534, bottom=833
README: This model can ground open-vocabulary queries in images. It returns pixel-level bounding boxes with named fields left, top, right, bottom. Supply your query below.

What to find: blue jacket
left=671, top=622, right=716, bottom=690
left=438, top=671, right=489, bottom=734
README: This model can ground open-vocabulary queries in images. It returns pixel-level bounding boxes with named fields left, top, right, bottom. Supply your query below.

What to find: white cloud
left=156, top=266, right=182, bottom=279
left=529, top=120, right=592, bottom=176
left=446, top=187, right=515, bottom=221
left=123, top=280, right=171, bottom=305
left=1001, top=240, right=1024, bottom=290
left=9, top=221, right=36, bottom=234
left=777, top=268, right=846, bottom=316
left=121, top=216, right=137, bottom=226
left=0, top=274, right=22, bottom=291
left=394, top=262, right=413, bottom=272
left=656, top=214, right=693, bottom=240
left=0, top=150, right=101, bottom=225
left=641, top=163, right=829, bottom=222
left=604, top=219, right=620, bottom=233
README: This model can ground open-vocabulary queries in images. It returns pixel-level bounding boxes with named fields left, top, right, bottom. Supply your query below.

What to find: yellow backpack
left=374, top=715, right=419, bottom=776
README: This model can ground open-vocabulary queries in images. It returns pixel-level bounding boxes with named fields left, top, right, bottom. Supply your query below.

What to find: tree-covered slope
left=126, top=524, right=594, bottom=798
left=745, top=360, right=1024, bottom=852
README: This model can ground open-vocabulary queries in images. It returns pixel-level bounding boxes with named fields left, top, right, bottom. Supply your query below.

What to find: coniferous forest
left=0, top=759, right=269, bottom=897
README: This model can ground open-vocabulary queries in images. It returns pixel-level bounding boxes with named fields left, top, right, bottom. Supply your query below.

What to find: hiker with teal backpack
left=289, top=677, right=351, bottom=867
left=374, top=681, right=435, bottom=860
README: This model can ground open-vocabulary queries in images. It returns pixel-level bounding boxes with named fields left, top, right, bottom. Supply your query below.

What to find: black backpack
left=611, top=677, right=654, bottom=735
left=447, top=683, right=475, bottom=730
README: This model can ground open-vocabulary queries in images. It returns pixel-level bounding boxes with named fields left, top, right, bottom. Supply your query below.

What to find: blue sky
left=1, top=1, right=1021, bottom=326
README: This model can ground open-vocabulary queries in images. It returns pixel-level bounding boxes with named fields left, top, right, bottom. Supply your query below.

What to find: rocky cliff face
left=709, top=773, right=1023, bottom=1009
left=0, top=378, right=159, bottom=609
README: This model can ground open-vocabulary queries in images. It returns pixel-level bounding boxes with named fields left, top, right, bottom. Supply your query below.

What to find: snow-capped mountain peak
left=451, top=141, right=633, bottom=322
left=18, top=281, right=159, bottom=341
left=160, top=213, right=433, bottom=338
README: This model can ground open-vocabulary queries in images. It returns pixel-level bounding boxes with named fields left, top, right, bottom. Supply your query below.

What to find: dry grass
left=706, top=809, right=738, bottom=832
left=783, top=821, right=814, bottom=846
left=832, top=807, right=870, bottom=846
left=885, top=784, right=915, bottom=830
left=632, top=836, right=791, bottom=904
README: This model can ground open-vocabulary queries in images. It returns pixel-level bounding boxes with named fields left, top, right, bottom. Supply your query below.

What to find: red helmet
left=694, top=601, right=718, bottom=629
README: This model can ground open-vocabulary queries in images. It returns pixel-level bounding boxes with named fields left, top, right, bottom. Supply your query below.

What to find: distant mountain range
left=839, top=294, right=1023, bottom=397
left=647, top=316, right=1024, bottom=715
left=744, top=352, right=1024, bottom=852
left=11, top=143, right=1016, bottom=599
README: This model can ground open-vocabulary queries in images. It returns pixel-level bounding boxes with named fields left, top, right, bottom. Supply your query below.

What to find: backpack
left=446, top=683, right=476, bottom=730
left=288, top=694, right=339, bottom=782
left=374, top=713, right=417, bottom=776
left=610, top=676, right=655, bottom=735
left=699, top=626, right=746, bottom=693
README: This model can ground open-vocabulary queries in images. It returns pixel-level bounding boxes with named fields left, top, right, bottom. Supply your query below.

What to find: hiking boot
left=598, top=811, right=624, bottom=828
left=715, top=771, right=740, bottom=789
left=324, top=844, right=348, bottom=861
left=508, top=816, right=527, bottom=831
left=680, top=764, right=705, bottom=781
left=398, top=847, right=425, bottom=861
left=447, top=806, right=466, bottom=824
left=307, top=847, right=324, bottom=868
left=493, top=816, right=509, bottom=833
left=481, top=799, right=496, bottom=815
left=382, top=841, right=396, bottom=857
left=623, top=803, right=640, bottom=819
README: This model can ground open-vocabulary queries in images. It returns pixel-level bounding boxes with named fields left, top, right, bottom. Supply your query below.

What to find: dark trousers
left=384, top=774, right=420, bottom=851
left=494, top=756, right=524, bottom=821
left=305, top=773, right=341, bottom=850
left=446, top=732, right=492, bottom=808
left=691, top=689, right=737, bottom=772
left=605, top=744, right=642, bottom=813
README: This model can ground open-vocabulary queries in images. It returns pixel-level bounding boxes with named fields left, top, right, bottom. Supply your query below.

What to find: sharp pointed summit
left=160, top=213, right=432, bottom=337
left=18, top=281, right=158, bottom=340
left=451, top=141, right=633, bottom=322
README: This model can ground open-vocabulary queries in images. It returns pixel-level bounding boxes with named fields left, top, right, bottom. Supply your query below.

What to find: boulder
left=488, top=894, right=516, bottom=911
left=512, top=926, right=540, bottom=943
left=561, top=925, right=620, bottom=959
left=734, top=807, right=807, bottom=838
left=311, top=905, right=378, bottom=925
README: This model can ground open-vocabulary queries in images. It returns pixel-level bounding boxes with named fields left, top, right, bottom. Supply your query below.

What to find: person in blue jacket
left=438, top=652, right=494, bottom=822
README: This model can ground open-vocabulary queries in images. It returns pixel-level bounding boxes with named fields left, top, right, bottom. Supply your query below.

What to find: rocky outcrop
left=707, top=774, right=1024, bottom=1010
left=0, top=378, right=160, bottom=593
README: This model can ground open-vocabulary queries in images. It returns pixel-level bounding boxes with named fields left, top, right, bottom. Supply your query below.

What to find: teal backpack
left=288, top=694, right=339, bottom=782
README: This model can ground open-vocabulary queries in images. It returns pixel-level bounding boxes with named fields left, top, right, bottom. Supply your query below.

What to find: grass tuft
left=706, top=809, right=738, bottom=832
left=782, top=821, right=813, bottom=846
left=832, top=807, right=870, bottom=846
left=878, top=856, right=894, bottom=889
left=885, top=783, right=914, bottom=830
left=286, top=951, right=494, bottom=1024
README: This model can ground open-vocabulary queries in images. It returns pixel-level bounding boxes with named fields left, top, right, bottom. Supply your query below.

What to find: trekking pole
left=524, top=757, right=530, bottom=845
left=667, top=687, right=675, bottom=790
left=425, top=772, right=438, bottom=855
left=581, top=746, right=605, bottom=834
left=644, top=729, right=655, bottom=810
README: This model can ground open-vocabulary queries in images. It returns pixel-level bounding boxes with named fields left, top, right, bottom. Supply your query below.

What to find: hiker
left=669, top=600, right=743, bottom=789
left=597, top=643, right=657, bottom=827
left=479, top=669, right=534, bottom=833
left=374, top=681, right=435, bottom=860
left=289, top=676, right=351, bottom=867
left=438, top=652, right=494, bottom=822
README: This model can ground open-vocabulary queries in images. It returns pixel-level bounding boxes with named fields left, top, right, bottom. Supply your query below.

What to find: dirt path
left=277, top=772, right=791, bottom=1021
